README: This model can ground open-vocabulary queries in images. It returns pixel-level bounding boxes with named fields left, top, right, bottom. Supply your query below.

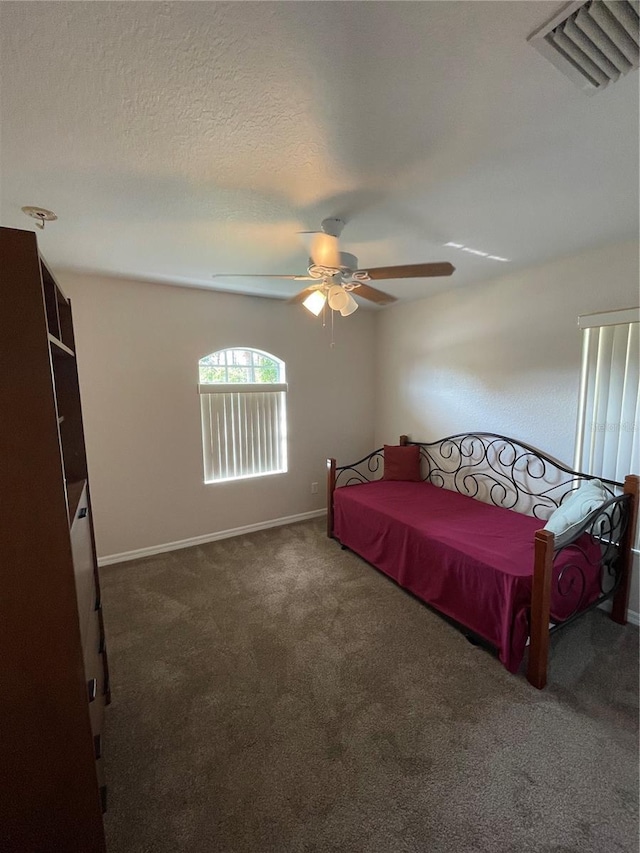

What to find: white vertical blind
left=575, top=316, right=639, bottom=481
left=199, top=387, right=287, bottom=482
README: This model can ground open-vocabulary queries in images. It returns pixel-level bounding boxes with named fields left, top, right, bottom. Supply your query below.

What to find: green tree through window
left=199, top=349, right=283, bottom=385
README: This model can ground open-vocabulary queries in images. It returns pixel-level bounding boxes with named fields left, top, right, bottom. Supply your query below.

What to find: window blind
left=199, top=386, right=287, bottom=482
left=575, top=311, right=639, bottom=481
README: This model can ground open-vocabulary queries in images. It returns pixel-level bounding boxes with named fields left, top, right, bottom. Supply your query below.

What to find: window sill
left=204, top=469, right=288, bottom=485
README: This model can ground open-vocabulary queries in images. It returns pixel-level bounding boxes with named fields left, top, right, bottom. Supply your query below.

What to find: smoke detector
left=22, top=206, right=58, bottom=230
left=528, top=0, right=639, bottom=91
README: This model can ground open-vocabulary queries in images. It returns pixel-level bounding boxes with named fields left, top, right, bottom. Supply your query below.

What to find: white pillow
left=544, top=479, right=608, bottom=548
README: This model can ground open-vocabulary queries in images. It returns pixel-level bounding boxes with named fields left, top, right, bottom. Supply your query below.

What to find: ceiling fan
left=212, top=218, right=455, bottom=317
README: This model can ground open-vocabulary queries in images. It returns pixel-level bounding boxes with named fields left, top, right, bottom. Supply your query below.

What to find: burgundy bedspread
left=333, top=480, right=602, bottom=672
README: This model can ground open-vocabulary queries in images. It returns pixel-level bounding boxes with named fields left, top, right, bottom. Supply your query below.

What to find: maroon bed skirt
left=333, top=480, right=601, bottom=673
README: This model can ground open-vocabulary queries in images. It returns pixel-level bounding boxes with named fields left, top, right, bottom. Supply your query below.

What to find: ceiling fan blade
left=297, top=231, right=321, bottom=262
left=287, top=285, right=323, bottom=305
left=358, top=262, right=455, bottom=280
left=212, top=274, right=314, bottom=280
left=298, top=231, right=341, bottom=268
left=351, top=283, right=397, bottom=305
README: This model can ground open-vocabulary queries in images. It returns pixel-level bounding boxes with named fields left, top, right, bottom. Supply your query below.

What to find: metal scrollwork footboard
left=333, top=448, right=384, bottom=488
left=548, top=493, right=631, bottom=630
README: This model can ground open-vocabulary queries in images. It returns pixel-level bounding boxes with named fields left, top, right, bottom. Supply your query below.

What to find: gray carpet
left=101, top=519, right=639, bottom=853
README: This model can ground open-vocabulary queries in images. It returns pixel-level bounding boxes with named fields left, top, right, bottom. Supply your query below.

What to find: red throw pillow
left=383, top=444, right=421, bottom=481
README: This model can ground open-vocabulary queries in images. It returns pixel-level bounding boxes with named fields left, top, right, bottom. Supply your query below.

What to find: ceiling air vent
left=528, top=0, right=639, bottom=91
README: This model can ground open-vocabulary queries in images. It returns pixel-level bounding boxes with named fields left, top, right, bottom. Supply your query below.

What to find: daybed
left=327, top=433, right=638, bottom=689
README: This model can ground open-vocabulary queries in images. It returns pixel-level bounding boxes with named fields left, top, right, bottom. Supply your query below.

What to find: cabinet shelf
left=48, top=333, right=75, bottom=358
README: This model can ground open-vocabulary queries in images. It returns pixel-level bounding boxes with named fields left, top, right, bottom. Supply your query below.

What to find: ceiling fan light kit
left=338, top=291, right=358, bottom=317
left=304, top=282, right=360, bottom=319
left=327, top=284, right=351, bottom=311
left=302, top=289, right=326, bottom=316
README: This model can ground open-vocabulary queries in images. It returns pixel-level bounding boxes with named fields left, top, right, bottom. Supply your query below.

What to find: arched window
left=198, top=348, right=288, bottom=483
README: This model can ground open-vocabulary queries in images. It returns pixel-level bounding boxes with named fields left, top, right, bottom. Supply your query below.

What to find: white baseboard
left=98, top=509, right=326, bottom=567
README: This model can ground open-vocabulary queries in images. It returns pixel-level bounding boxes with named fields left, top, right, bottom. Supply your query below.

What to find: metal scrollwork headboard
left=405, top=432, right=622, bottom=520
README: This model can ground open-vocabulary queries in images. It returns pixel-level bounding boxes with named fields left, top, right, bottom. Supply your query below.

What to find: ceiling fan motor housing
left=307, top=251, right=359, bottom=280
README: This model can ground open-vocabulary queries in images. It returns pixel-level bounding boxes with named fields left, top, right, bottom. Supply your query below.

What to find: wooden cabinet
left=0, top=226, right=109, bottom=852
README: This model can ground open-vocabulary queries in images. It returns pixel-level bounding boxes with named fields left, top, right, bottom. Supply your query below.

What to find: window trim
left=578, top=307, right=639, bottom=330
left=198, top=383, right=288, bottom=395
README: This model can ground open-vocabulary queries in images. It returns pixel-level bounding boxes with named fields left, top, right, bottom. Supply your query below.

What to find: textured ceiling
left=0, top=1, right=638, bottom=303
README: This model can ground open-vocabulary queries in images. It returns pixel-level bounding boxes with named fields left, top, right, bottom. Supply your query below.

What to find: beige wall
left=59, top=272, right=376, bottom=559
left=374, top=240, right=639, bottom=459
left=374, top=238, right=640, bottom=614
